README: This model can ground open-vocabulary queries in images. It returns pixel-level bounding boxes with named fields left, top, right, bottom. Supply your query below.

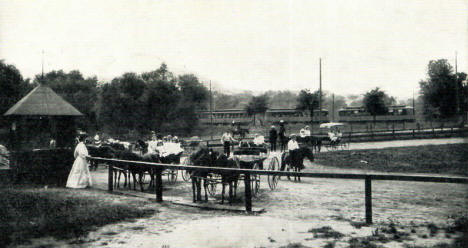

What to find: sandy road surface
left=82, top=145, right=467, bottom=247
left=25, top=138, right=467, bottom=248
left=342, top=137, right=467, bottom=151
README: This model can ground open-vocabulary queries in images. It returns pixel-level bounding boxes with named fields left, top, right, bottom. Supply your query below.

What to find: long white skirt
left=66, top=157, right=92, bottom=188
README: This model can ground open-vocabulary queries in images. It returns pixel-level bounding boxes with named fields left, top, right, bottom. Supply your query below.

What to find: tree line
left=0, top=58, right=466, bottom=138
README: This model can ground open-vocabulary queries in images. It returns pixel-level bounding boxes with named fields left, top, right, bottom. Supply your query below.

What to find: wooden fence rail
left=88, top=156, right=468, bottom=224
left=201, top=127, right=467, bottom=147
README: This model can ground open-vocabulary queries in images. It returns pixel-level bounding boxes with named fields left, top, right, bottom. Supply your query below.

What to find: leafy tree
left=34, top=70, right=98, bottom=130
left=213, top=92, right=243, bottom=109
left=347, top=94, right=363, bottom=107
left=419, top=59, right=467, bottom=120
left=265, top=90, right=298, bottom=109
left=296, top=89, right=321, bottom=123
left=178, top=74, right=209, bottom=110
left=245, top=94, right=269, bottom=125
left=363, top=87, right=390, bottom=123
left=98, top=64, right=209, bottom=136
left=172, top=74, right=210, bottom=133
left=0, top=60, right=32, bottom=119
left=99, top=73, right=146, bottom=134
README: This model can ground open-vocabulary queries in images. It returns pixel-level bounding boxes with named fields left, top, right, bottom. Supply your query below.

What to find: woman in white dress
left=66, top=135, right=92, bottom=188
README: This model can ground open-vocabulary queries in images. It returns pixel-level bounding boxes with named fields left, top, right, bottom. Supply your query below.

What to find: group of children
left=147, top=132, right=184, bottom=157
left=327, top=128, right=343, bottom=144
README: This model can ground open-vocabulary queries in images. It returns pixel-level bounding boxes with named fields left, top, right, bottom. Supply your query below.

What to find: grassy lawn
left=0, top=186, right=156, bottom=246
left=316, top=143, right=468, bottom=176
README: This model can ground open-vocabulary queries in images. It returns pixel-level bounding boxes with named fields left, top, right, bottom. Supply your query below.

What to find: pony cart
left=267, top=141, right=315, bottom=182
left=184, top=139, right=280, bottom=203
left=199, top=142, right=270, bottom=198
left=319, top=122, right=349, bottom=151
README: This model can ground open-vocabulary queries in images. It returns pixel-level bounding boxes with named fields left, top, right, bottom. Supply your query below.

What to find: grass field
left=315, top=143, right=468, bottom=176
left=0, top=186, right=155, bottom=246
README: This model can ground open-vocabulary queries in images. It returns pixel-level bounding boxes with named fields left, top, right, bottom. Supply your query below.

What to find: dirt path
left=26, top=138, right=465, bottom=248
left=82, top=152, right=467, bottom=248
left=342, top=137, right=467, bottom=151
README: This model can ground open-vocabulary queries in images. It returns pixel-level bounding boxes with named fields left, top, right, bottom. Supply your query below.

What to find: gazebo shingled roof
left=3, top=84, right=83, bottom=116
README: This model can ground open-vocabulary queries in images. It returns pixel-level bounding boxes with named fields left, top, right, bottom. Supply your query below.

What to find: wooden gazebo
left=4, top=84, right=83, bottom=151
left=3, top=84, right=83, bottom=185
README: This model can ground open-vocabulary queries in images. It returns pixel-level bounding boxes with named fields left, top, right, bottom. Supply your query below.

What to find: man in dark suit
left=269, top=125, right=277, bottom=152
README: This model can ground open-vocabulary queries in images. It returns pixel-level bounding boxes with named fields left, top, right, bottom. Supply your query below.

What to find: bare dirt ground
left=18, top=138, right=468, bottom=248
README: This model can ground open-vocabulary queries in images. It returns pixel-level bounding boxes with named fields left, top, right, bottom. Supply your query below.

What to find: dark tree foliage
left=265, top=90, right=298, bottom=109
left=245, top=94, right=269, bottom=115
left=419, top=59, right=467, bottom=120
left=363, top=87, right=390, bottom=122
left=245, top=94, right=269, bottom=125
left=99, top=73, right=147, bottom=134
left=34, top=70, right=99, bottom=130
left=173, top=74, right=209, bottom=134
left=98, top=64, right=209, bottom=137
left=296, top=89, right=321, bottom=122
left=0, top=61, right=32, bottom=119
left=214, top=91, right=253, bottom=110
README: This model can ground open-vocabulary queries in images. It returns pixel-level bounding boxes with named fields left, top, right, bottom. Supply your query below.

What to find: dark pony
left=189, top=148, right=239, bottom=204
left=190, top=148, right=217, bottom=202
left=280, top=147, right=314, bottom=181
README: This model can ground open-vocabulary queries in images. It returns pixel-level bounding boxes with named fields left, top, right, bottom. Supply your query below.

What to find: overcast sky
left=1, top=0, right=466, bottom=100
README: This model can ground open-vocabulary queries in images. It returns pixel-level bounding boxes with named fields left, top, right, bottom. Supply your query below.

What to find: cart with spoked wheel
left=319, top=122, right=349, bottom=151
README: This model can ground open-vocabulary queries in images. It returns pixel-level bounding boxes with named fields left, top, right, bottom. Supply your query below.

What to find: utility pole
left=41, top=50, right=45, bottom=84
left=332, top=94, right=335, bottom=122
left=319, top=58, right=322, bottom=124
left=210, top=80, right=213, bottom=140
left=455, top=52, right=460, bottom=118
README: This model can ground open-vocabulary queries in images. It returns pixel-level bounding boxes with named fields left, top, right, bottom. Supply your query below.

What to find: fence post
left=244, top=172, right=252, bottom=212
left=155, top=169, right=163, bottom=202
left=108, top=162, right=113, bottom=192
left=365, top=176, right=372, bottom=224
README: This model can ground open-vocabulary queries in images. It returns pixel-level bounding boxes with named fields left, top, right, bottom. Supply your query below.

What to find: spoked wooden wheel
left=166, top=164, right=178, bottom=184
left=268, top=156, right=280, bottom=190
left=181, top=157, right=192, bottom=182
left=326, top=143, right=338, bottom=151
left=340, top=141, right=349, bottom=150
left=251, top=162, right=261, bottom=197
left=206, top=174, right=218, bottom=197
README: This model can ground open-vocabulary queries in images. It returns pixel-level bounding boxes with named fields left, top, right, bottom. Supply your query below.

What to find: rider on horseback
left=286, top=134, right=304, bottom=170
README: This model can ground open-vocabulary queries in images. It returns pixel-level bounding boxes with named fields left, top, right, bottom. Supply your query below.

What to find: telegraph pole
left=210, top=80, right=213, bottom=140
left=455, top=52, right=460, bottom=118
left=319, top=58, right=322, bottom=124
left=332, top=94, right=335, bottom=122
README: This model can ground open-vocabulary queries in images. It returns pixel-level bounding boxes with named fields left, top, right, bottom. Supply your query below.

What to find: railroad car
left=338, top=105, right=415, bottom=123
left=197, top=108, right=329, bottom=125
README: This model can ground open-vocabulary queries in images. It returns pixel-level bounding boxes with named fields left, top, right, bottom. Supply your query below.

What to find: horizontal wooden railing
left=196, top=127, right=467, bottom=148
left=88, top=156, right=468, bottom=224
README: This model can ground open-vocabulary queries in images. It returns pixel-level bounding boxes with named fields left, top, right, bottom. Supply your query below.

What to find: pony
left=309, top=136, right=323, bottom=153
left=189, top=148, right=217, bottom=202
left=87, top=145, right=116, bottom=171
left=189, top=148, right=240, bottom=204
left=215, top=154, right=240, bottom=204
left=280, top=146, right=314, bottom=181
